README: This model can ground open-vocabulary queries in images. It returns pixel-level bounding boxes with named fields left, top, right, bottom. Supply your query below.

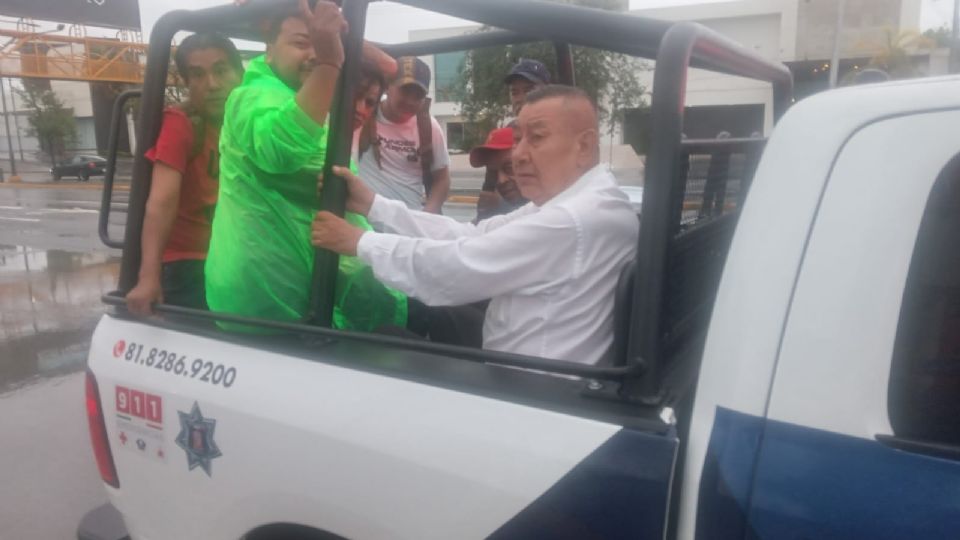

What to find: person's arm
left=362, top=42, right=397, bottom=80
left=475, top=191, right=502, bottom=223
left=422, top=166, right=450, bottom=214
left=331, top=165, right=527, bottom=240
left=475, top=167, right=501, bottom=222
left=330, top=207, right=578, bottom=306
left=295, top=0, right=346, bottom=125
left=126, top=163, right=183, bottom=315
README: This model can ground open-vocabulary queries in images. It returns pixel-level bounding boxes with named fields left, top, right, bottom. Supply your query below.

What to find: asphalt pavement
left=0, top=184, right=121, bottom=539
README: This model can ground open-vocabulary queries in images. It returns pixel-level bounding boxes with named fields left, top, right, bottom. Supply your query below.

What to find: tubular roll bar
left=106, top=0, right=792, bottom=387
left=101, top=292, right=641, bottom=380
left=378, top=31, right=576, bottom=86
left=306, top=0, right=370, bottom=326
left=380, top=30, right=537, bottom=58
left=100, top=89, right=140, bottom=249
left=627, top=22, right=792, bottom=401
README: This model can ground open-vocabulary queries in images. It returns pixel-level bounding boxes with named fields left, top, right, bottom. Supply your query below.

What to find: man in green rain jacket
left=206, top=0, right=406, bottom=331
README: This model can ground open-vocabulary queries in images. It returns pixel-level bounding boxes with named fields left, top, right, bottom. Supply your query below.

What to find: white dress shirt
left=356, top=164, right=639, bottom=365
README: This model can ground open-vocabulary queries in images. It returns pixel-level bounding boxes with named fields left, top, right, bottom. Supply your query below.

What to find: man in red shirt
left=471, top=127, right=529, bottom=222
left=126, top=33, right=243, bottom=315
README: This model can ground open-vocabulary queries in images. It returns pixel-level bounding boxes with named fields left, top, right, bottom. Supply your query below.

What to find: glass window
left=889, top=153, right=960, bottom=446
left=434, top=52, right=466, bottom=102
left=446, top=122, right=465, bottom=150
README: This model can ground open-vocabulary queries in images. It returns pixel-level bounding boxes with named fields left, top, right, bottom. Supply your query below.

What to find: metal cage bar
left=101, top=292, right=641, bottom=380
left=626, top=22, right=793, bottom=401
left=553, top=42, right=576, bottom=85
left=306, top=0, right=371, bottom=327
left=99, top=89, right=140, bottom=250
left=116, top=11, right=188, bottom=293
left=380, top=30, right=536, bottom=58
left=109, top=0, right=793, bottom=384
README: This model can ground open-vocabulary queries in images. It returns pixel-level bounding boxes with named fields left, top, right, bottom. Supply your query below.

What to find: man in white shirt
left=357, top=56, right=451, bottom=213
left=312, top=86, right=638, bottom=365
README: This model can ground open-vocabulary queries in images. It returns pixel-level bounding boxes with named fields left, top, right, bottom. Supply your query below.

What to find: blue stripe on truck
left=489, top=427, right=678, bottom=540
left=697, top=407, right=960, bottom=539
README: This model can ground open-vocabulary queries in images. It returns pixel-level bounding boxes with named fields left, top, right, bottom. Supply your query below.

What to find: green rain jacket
left=205, top=55, right=407, bottom=332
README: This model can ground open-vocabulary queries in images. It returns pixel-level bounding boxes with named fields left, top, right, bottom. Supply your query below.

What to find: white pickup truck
left=80, top=1, right=960, bottom=539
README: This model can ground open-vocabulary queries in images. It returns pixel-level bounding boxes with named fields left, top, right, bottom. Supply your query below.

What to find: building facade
left=411, top=0, right=936, bottom=152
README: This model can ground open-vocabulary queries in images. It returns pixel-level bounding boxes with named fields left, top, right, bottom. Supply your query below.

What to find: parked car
left=52, top=155, right=107, bottom=182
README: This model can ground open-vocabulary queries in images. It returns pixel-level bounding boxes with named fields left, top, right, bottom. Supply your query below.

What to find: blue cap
left=504, top=58, right=551, bottom=86
left=396, top=56, right=431, bottom=92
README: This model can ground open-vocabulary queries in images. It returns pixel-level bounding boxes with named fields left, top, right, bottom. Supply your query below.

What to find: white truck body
left=82, top=75, right=960, bottom=539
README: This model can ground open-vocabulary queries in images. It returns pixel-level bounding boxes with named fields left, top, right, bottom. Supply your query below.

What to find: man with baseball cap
left=471, top=127, right=529, bottom=221
left=479, top=57, right=550, bottom=219
left=358, top=56, right=451, bottom=214
left=505, top=58, right=551, bottom=116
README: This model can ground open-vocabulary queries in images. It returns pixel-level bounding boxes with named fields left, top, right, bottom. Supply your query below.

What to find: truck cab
left=80, top=1, right=960, bottom=539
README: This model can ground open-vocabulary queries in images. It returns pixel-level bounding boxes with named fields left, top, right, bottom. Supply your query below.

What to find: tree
left=866, top=29, right=935, bottom=79
left=15, top=83, right=77, bottom=163
left=452, top=0, right=648, bottom=151
left=923, top=26, right=951, bottom=49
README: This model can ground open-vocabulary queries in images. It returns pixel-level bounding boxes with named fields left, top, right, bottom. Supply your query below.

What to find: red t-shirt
left=144, top=108, right=220, bottom=263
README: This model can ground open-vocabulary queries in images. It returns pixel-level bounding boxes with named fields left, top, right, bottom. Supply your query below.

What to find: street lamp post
left=9, top=79, right=24, bottom=160
left=0, top=76, right=17, bottom=177
left=952, top=0, right=960, bottom=74
left=829, top=0, right=848, bottom=88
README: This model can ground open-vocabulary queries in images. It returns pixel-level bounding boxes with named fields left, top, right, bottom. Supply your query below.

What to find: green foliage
left=15, top=84, right=77, bottom=163
left=452, top=0, right=648, bottom=151
left=868, top=29, right=935, bottom=79
left=923, top=26, right=951, bottom=49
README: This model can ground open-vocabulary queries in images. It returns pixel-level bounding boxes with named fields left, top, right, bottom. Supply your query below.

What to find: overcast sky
left=137, top=0, right=955, bottom=46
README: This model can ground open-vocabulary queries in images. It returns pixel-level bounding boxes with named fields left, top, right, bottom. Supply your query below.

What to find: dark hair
left=357, top=60, right=386, bottom=96
left=175, top=33, right=243, bottom=82
left=523, top=84, right=596, bottom=111
left=262, top=12, right=290, bottom=45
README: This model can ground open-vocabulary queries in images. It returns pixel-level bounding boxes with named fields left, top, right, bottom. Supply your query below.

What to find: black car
left=51, top=155, right=107, bottom=181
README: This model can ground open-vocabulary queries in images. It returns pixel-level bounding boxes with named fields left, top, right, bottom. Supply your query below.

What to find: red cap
left=469, top=128, right=514, bottom=168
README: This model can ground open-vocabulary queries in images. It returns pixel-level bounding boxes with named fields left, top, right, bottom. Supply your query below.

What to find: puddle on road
left=0, top=245, right=119, bottom=392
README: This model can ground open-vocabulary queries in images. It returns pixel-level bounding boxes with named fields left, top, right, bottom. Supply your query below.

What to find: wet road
left=0, top=185, right=123, bottom=539
left=0, top=182, right=479, bottom=538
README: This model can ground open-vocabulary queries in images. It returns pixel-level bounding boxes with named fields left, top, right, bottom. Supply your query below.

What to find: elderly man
left=312, top=86, right=637, bottom=364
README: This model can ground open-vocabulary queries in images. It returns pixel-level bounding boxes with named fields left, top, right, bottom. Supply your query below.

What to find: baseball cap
left=504, top=58, right=551, bottom=86
left=469, top=128, right=515, bottom=168
left=395, top=56, right=431, bottom=92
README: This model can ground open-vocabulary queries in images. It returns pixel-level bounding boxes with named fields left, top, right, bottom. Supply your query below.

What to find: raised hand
left=317, top=166, right=376, bottom=216
left=299, top=0, right=348, bottom=69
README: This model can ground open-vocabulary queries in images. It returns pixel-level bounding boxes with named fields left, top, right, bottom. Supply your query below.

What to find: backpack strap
left=358, top=107, right=382, bottom=169
left=416, top=97, right=435, bottom=196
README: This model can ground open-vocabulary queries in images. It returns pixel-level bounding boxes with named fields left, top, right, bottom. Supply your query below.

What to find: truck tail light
left=88, top=161, right=96, bottom=169
left=85, top=370, right=120, bottom=488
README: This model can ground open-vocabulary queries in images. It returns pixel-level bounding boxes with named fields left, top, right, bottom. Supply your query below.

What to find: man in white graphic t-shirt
left=358, top=56, right=451, bottom=213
